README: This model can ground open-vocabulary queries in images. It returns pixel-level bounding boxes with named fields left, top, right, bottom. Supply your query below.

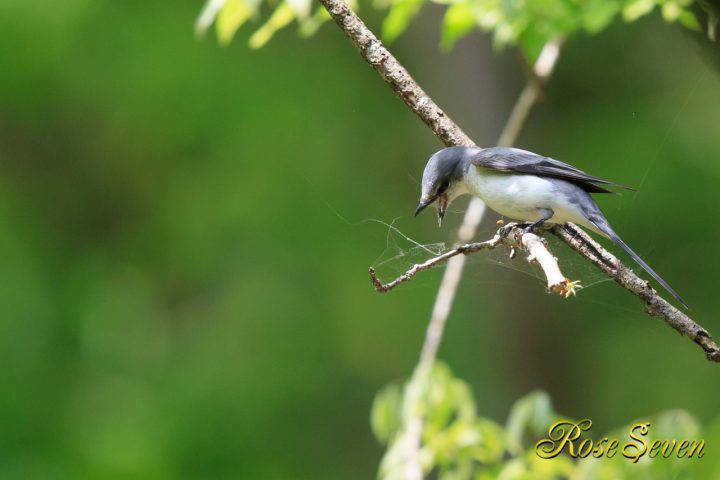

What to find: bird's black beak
left=414, top=194, right=447, bottom=227
left=415, top=198, right=432, bottom=217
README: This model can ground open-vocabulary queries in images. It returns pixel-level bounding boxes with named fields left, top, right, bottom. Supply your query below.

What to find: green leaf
left=423, top=363, right=477, bottom=431
left=196, top=0, right=226, bottom=37
left=248, top=2, right=295, bottom=49
left=216, top=0, right=255, bottom=45
left=440, top=3, right=476, bottom=51
left=677, top=9, right=702, bottom=31
left=371, top=382, right=404, bottom=444
left=662, top=1, right=682, bottom=22
left=440, top=2, right=475, bottom=51
left=622, top=0, right=657, bottom=22
left=472, top=3, right=503, bottom=31
left=505, top=390, right=554, bottom=455
left=524, top=448, right=576, bottom=477
left=652, top=409, right=701, bottom=440
left=518, top=25, right=548, bottom=65
left=382, top=0, right=424, bottom=43
left=378, top=429, right=415, bottom=479
left=287, top=0, right=311, bottom=20
left=686, top=415, right=720, bottom=478
left=494, top=457, right=528, bottom=479
left=469, top=418, right=506, bottom=464
left=491, top=18, right=527, bottom=50
left=581, top=0, right=621, bottom=34
left=298, top=6, right=331, bottom=37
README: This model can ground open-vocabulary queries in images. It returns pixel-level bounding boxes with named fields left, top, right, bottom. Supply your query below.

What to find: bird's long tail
left=589, top=217, right=688, bottom=309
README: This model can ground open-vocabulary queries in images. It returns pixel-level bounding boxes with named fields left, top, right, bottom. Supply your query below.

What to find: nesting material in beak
left=437, top=193, right=448, bottom=227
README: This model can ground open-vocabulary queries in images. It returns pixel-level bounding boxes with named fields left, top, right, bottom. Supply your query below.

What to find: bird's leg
left=522, top=219, right=546, bottom=235
left=522, top=208, right=554, bottom=235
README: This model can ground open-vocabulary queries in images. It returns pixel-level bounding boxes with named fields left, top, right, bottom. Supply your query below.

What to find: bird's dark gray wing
left=470, top=147, right=634, bottom=194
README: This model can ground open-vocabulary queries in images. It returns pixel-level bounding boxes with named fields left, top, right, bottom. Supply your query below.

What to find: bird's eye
left=437, top=181, right=449, bottom=195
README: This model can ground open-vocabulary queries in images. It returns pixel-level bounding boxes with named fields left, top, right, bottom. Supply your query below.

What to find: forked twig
left=369, top=223, right=578, bottom=298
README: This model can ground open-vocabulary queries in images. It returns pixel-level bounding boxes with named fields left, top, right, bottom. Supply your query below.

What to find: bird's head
left=415, top=146, right=476, bottom=226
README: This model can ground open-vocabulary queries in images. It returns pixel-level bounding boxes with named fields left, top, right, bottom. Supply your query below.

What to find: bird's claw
left=521, top=222, right=543, bottom=236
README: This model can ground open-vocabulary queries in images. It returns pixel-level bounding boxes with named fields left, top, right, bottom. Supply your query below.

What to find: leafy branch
left=196, top=0, right=706, bottom=58
left=371, top=363, right=710, bottom=478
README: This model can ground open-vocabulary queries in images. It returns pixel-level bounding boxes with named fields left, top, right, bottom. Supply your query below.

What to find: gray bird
left=414, top=146, right=687, bottom=308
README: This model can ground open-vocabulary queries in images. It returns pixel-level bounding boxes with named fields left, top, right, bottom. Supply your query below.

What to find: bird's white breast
left=463, top=168, right=590, bottom=227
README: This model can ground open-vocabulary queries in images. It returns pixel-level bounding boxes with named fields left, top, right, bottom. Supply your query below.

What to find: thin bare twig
left=369, top=224, right=576, bottom=296
left=369, top=233, right=504, bottom=292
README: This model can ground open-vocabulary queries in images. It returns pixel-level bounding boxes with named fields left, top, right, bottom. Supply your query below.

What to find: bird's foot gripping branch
left=369, top=222, right=578, bottom=297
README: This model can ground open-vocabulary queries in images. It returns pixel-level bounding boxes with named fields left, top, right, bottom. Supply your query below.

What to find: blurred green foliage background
left=1, top=0, right=719, bottom=478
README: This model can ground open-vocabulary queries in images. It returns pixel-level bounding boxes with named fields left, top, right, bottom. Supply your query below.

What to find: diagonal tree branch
left=553, top=224, right=720, bottom=362
left=318, top=0, right=474, bottom=148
